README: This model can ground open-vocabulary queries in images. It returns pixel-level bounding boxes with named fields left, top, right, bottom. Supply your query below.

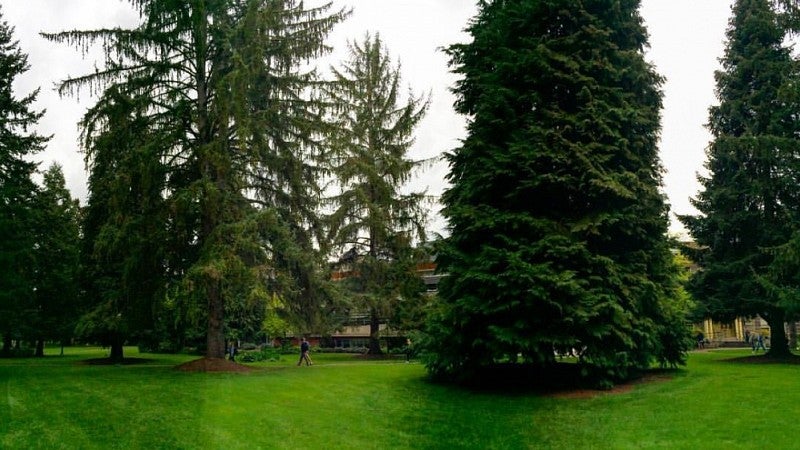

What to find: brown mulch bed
left=175, top=357, right=256, bottom=373
left=546, top=372, right=674, bottom=399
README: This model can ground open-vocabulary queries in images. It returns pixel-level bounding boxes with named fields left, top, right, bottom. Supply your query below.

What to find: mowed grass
left=1, top=347, right=799, bottom=449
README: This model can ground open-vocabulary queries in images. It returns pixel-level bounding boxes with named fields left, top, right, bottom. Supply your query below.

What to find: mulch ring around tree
left=546, top=372, right=674, bottom=399
left=175, top=357, right=256, bottom=373
left=78, top=356, right=257, bottom=372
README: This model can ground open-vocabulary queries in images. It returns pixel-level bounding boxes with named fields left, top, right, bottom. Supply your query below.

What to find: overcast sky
left=2, top=0, right=735, bottom=236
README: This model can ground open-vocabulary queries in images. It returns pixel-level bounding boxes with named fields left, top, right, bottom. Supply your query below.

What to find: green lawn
left=1, top=347, right=798, bottom=449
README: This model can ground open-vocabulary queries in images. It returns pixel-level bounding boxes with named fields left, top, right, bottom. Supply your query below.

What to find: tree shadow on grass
left=436, top=363, right=679, bottom=399
left=722, top=353, right=800, bottom=365
left=174, top=357, right=256, bottom=372
left=79, top=357, right=156, bottom=366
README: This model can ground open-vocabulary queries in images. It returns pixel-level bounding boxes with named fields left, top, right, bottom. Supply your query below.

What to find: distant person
left=405, top=338, right=413, bottom=363
left=297, top=337, right=313, bottom=366
left=752, top=332, right=766, bottom=352
left=756, top=334, right=766, bottom=352
left=228, top=343, right=237, bottom=361
left=696, top=332, right=705, bottom=349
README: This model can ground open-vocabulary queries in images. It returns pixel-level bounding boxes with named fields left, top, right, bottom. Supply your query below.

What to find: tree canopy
left=426, top=0, right=691, bottom=385
left=30, top=164, right=80, bottom=356
left=44, top=0, right=348, bottom=360
left=0, top=11, right=48, bottom=355
left=324, top=33, right=430, bottom=354
left=680, top=0, right=800, bottom=357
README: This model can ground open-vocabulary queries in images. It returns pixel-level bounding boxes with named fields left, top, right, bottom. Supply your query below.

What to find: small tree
left=325, top=34, right=429, bottom=354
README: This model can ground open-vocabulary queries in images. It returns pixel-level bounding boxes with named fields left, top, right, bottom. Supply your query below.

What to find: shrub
left=314, top=347, right=369, bottom=354
left=237, top=347, right=282, bottom=362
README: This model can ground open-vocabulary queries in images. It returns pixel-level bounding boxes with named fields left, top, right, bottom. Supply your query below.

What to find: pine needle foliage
left=679, top=0, right=800, bottom=357
left=427, top=0, right=691, bottom=386
left=30, top=164, right=81, bottom=357
left=0, top=9, right=48, bottom=355
left=44, top=0, right=348, bottom=358
left=324, top=34, right=430, bottom=354
left=78, top=89, right=168, bottom=361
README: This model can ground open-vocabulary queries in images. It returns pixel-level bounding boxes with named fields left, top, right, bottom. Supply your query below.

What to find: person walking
left=228, top=343, right=237, bottom=361
left=752, top=332, right=767, bottom=352
left=755, top=333, right=767, bottom=352
left=297, top=337, right=313, bottom=366
left=405, top=338, right=413, bottom=363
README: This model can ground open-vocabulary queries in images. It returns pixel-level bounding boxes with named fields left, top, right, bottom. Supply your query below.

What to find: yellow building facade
left=699, top=316, right=797, bottom=344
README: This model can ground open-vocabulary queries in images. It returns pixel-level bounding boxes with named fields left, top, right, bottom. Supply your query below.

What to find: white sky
left=1, top=0, right=735, bottom=236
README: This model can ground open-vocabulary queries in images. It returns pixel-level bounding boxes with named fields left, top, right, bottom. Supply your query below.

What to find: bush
left=314, top=347, right=369, bottom=354
left=237, top=347, right=282, bottom=363
left=0, top=346, right=34, bottom=358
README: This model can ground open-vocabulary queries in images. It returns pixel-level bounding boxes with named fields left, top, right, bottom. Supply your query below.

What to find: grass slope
left=1, top=348, right=798, bottom=449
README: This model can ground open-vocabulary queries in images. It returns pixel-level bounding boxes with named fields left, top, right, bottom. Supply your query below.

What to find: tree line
left=3, top=0, right=798, bottom=387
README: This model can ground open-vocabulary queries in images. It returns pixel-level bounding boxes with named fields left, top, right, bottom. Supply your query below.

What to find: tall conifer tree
left=324, top=34, right=429, bottom=354
left=78, top=90, right=166, bottom=361
left=45, top=1, right=347, bottom=361
left=31, top=164, right=80, bottom=357
left=428, top=0, right=689, bottom=383
left=680, top=0, right=800, bottom=357
left=0, top=10, right=48, bottom=355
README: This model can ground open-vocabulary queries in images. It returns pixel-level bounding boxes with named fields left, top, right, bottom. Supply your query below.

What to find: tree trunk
left=206, top=281, right=226, bottom=359
left=2, top=333, right=11, bottom=356
left=35, top=339, right=44, bottom=357
left=368, top=308, right=382, bottom=355
left=765, top=309, right=791, bottom=358
left=192, top=2, right=225, bottom=362
left=60, top=337, right=69, bottom=356
left=109, top=336, right=124, bottom=362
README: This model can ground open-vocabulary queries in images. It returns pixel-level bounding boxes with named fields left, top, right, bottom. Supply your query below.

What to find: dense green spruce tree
left=680, top=0, right=800, bottom=357
left=31, top=164, right=80, bottom=357
left=0, top=11, right=48, bottom=355
left=78, top=90, right=167, bottom=361
left=324, top=34, right=429, bottom=354
left=428, top=0, right=689, bottom=384
left=45, top=1, right=347, bottom=362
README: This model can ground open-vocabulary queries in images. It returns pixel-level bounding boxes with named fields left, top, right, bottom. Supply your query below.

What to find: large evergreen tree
left=324, top=34, right=429, bottom=354
left=680, top=0, right=800, bottom=357
left=427, top=0, right=689, bottom=384
left=78, top=90, right=167, bottom=361
left=45, top=1, right=347, bottom=362
left=31, top=164, right=80, bottom=357
left=0, top=9, right=48, bottom=355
